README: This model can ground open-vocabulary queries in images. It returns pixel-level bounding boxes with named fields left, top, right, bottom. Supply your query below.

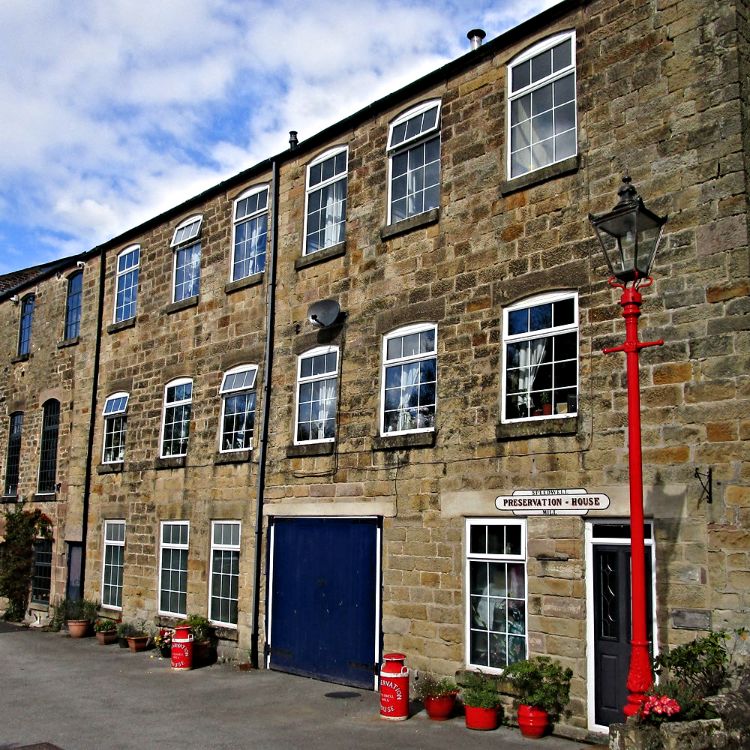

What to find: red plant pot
left=518, top=704, right=549, bottom=739
left=67, top=620, right=90, bottom=638
left=464, top=704, right=498, bottom=731
left=424, top=693, right=457, bottom=721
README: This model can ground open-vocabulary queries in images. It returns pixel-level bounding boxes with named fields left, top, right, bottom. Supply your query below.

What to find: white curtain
left=397, top=363, right=420, bottom=431
left=247, top=219, right=261, bottom=273
left=517, top=338, right=547, bottom=411
left=314, top=378, right=337, bottom=439
left=406, top=167, right=417, bottom=217
left=323, top=182, right=343, bottom=247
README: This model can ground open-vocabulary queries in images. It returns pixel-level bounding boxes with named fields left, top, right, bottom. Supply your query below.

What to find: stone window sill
left=496, top=416, right=579, bottom=442
left=97, top=463, right=124, bottom=474
left=164, top=296, right=199, bottom=315
left=11, top=353, right=30, bottom=364
left=380, top=208, right=439, bottom=241
left=154, top=456, right=187, bottom=469
left=107, top=317, right=136, bottom=334
left=286, top=442, right=335, bottom=458
left=295, top=242, right=346, bottom=271
left=499, top=155, right=579, bottom=196
left=225, top=272, right=264, bottom=295
left=214, top=626, right=239, bottom=641
left=214, top=450, right=252, bottom=465
left=372, top=431, right=436, bottom=451
left=1, top=494, right=18, bottom=503
left=57, top=336, right=79, bottom=349
left=33, top=493, right=56, bottom=501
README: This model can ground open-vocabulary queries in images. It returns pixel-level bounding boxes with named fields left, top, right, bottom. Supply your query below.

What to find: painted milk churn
left=171, top=625, right=193, bottom=671
left=379, top=652, right=409, bottom=720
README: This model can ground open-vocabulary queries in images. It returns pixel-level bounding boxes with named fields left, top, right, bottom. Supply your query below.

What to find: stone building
left=1, top=0, right=748, bottom=739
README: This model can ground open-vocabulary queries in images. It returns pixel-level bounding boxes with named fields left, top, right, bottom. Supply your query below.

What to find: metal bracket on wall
left=695, top=467, right=713, bottom=504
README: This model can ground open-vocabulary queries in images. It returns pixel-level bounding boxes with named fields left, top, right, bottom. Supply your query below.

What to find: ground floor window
left=466, top=518, right=527, bottom=670
left=159, top=521, right=189, bottom=616
left=209, top=521, right=240, bottom=626
left=31, top=539, right=53, bottom=604
left=102, top=520, right=125, bottom=609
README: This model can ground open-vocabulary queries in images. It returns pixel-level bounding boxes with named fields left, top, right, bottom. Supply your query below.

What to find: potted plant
left=94, top=617, right=118, bottom=645
left=117, top=619, right=138, bottom=648
left=540, top=391, right=552, bottom=415
left=461, top=672, right=501, bottom=730
left=154, top=628, right=173, bottom=658
left=60, top=598, right=99, bottom=638
left=119, top=620, right=151, bottom=652
left=502, top=656, right=573, bottom=739
left=414, top=674, right=459, bottom=721
left=179, top=615, right=214, bottom=666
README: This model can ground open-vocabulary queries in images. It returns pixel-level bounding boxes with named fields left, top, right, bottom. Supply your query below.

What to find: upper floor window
left=64, top=271, right=83, bottom=340
left=18, top=294, right=35, bottom=356
left=502, top=291, right=578, bottom=422
left=102, top=392, right=129, bottom=464
left=387, top=100, right=441, bottom=224
left=381, top=323, right=437, bottom=435
left=161, top=378, right=192, bottom=458
left=220, top=365, right=257, bottom=452
left=508, top=31, right=576, bottom=179
left=38, top=399, right=60, bottom=493
left=305, top=147, right=347, bottom=255
left=171, top=216, right=202, bottom=302
left=232, top=186, right=268, bottom=281
left=114, top=245, right=139, bottom=323
left=295, top=347, right=338, bottom=444
left=4, top=412, right=23, bottom=496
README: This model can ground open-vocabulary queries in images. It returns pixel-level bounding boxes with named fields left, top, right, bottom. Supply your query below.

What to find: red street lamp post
left=589, top=175, right=668, bottom=716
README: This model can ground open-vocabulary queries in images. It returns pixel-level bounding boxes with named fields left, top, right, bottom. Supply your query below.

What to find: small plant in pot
left=60, top=598, right=100, bottom=638
left=502, top=656, right=573, bottom=739
left=414, top=674, right=459, bottom=721
left=154, top=628, right=173, bottom=658
left=93, top=617, right=118, bottom=645
left=461, top=672, right=501, bottom=731
left=178, top=614, right=214, bottom=666
left=119, top=619, right=151, bottom=652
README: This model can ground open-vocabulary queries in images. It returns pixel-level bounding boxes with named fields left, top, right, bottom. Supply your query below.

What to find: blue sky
left=0, top=0, right=561, bottom=275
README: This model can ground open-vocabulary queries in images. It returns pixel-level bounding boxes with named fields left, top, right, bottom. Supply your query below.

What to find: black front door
left=66, top=542, right=83, bottom=601
left=593, top=544, right=653, bottom=726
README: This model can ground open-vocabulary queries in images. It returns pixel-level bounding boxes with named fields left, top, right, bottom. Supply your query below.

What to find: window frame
left=386, top=100, right=442, bottom=225
left=506, top=30, right=577, bottom=181
left=294, top=346, right=339, bottom=445
left=303, top=146, right=348, bottom=256
left=231, top=185, right=269, bottom=282
left=18, top=294, right=35, bottom=356
left=114, top=245, right=140, bottom=323
left=64, top=270, right=83, bottom=340
left=380, top=323, right=438, bottom=437
left=219, top=365, right=258, bottom=453
left=102, top=520, right=125, bottom=610
left=160, top=378, right=193, bottom=459
left=38, top=399, right=60, bottom=494
left=102, top=392, right=129, bottom=464
left=209, top=520, right=241, bottom=627
left=465, top=518, right=528, bottom=674
left=4, top=412, right=23, bottom=496
left=31, top=538, right=53, bottom=605
left=501, top=291, right=579, bottom=424
left=171, top=215, right=203, bottom=303
left=158, top=520, right=190, bottom=617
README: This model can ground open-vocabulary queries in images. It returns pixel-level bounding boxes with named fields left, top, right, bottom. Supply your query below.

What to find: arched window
left=160, top=378, right=192, bottom=457
left=38, top=399, right=60, bottom=493
left=64, top=270, right=83, bottom=340
left=295, top=347, right=338, bottom=444
left=304, top=147, right=347, bottom=255
left=232, top=186, right=268, bottom=281
left=171, top=216, right=202, bottom=302
left=114, top=245, right=139, bottom=323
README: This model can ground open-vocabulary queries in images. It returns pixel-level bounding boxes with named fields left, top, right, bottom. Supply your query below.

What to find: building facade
left=1, top=0, right=748, bottom=738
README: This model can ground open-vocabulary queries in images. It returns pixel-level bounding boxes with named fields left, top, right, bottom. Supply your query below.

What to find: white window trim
left=380, top=322, right=437, bottom=437
left=506, top=30, right=577, bottom=181
left=219, top=365, right=258, bottom=453
left=501, top=290, right=579, bottom=424
left=114, top=245, right=139, bottom=323
left=231, top=185, right=269, bottom=282
left=386, top=100, right=442, bottom=225
left=303, top=146, right=348, bottom=256
left=158, top=520, right=190, bottom=617
left=160, top=377, right=193, bottom=458
left=102, top=392, right=129, bottom=464
left=465, top=517, right=528, bottom=675
left=171, top=215, right=203, bottom=247
left=294, top=345, right=339, bottom=445
left=102, top=520, right=125, bottom=611
left=209, top=520, right=241, bottom=628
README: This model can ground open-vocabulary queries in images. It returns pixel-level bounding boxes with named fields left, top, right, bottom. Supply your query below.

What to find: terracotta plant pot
left=424, top=693, right=457, bottom=721
left=542, top=403, right=552, bottom=415
left=126, top=635, right=150, bottom=652
left=517, top=704, right=549, bottom=739
left=67, top=620, right=90, bottom=638
left=464, top=704, right=498, bottom=731
left=96, top=630, right=118, bottom=645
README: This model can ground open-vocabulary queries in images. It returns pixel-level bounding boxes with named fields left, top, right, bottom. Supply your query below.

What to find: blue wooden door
left=269, top=517, right=379, bottom=689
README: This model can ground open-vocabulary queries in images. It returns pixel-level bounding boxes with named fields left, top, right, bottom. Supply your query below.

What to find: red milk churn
left=380, top=652, right=409, bottom=720
left=171, top=625, right=193, bottom=671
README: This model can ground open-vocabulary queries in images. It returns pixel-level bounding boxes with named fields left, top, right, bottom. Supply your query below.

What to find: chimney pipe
left=289, top=131, right=299, bottom=151
left=467, top=29, right=486, bottom=51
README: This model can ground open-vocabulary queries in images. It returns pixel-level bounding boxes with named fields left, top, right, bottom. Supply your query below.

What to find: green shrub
left=414, top=673, right=458, bottom=700
left=461, top=672, right=501, bottom=709
left=502, top=656, right=573, bottom=717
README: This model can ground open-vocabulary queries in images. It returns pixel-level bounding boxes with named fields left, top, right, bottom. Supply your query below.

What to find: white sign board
left=495, top=488, right=610, bottom=516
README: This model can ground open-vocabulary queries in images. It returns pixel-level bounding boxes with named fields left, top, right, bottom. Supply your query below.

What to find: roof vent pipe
left=467, top=29, right=486, bottom=50
left=289, top=131, right=299, bottom=151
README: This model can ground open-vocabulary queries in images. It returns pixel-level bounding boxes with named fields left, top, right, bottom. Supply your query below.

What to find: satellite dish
left=308, top=299, right=341, bottom=328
